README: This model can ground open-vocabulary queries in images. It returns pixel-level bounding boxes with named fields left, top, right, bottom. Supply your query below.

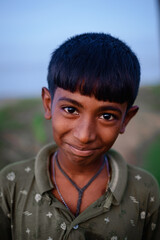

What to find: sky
left=0, top=0, right=160, bottom=98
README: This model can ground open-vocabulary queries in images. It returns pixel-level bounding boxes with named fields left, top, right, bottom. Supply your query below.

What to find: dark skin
left=42, top=87, right=138, bottom=215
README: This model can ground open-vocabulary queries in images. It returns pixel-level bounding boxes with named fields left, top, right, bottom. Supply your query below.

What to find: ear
left=120, top=105, right=139, bottom=134
left=41, top=87, right=52, bottom=120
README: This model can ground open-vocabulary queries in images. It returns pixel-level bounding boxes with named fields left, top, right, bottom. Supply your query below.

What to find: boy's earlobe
left=41, top=87, right=52, bottom=120
left=120, top=105, right=139, bottom=134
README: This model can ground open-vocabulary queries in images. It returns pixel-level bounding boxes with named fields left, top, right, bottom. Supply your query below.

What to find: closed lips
left=67, top=144, right=99, bottom=156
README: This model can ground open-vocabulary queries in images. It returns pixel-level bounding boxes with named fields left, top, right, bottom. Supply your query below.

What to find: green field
left=142, top=135, right=160, bottom=185
left=0, top=85, right=160, bottom=185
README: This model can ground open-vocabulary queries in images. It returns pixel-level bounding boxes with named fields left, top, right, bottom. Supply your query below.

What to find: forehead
left=52, top=87, right=128, bottom=111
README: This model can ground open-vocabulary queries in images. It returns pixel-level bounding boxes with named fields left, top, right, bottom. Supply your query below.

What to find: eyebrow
left=97, top=106, right=122, bottom=115
left=58, top=97, right=83, bottom=108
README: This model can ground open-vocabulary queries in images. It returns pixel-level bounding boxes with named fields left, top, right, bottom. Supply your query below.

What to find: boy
left=0, top=33, right=159, bottom=240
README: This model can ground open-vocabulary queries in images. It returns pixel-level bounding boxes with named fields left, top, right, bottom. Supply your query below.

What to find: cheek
left=51, top=114, right=71, bottom=143
left=101, top=126, right=121, bottom=147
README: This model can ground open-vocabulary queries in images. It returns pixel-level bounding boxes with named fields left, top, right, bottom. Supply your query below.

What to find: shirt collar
left=35, top=143, right=57, bottom=195
left=35, top=143, right=128, bottom=204
left=106, top=149, right=128, bottom=205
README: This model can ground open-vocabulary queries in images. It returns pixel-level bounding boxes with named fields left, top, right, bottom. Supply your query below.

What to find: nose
left=73, top=117, right=96, bottom=144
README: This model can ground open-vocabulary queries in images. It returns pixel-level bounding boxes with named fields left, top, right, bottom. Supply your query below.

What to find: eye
left=100, top=113, right=115, bottom=121
left=63, top=107, right=78, bottom=115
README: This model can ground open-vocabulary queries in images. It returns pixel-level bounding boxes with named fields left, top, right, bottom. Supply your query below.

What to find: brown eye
left=63, top=107, right=78, bottom=115
left=100, top=113, right=114, bottom=121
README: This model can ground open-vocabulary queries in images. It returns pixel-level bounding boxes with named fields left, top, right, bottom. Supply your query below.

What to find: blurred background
left=0, top=0, right=160, bottom=185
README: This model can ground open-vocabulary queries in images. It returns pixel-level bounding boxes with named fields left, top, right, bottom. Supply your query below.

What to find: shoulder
left=127, top=164, right=159, bottom=192
left=0, top=158, right=36, bottom=216
left=108, top=149, right=159, bottom=196
left=127, top=164, right=160, bottom=196
left=108, top=149, right=160, bottom=210
left=127, top=165, right=160, bottom=233
left=126, top=164, right=160, bottom=217
left=0, top=157, right=35, bottom=175
left=0, top=158, right=35, bottom=188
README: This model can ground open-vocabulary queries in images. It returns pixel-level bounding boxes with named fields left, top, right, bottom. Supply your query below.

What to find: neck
left=51, top=150, right=110, bottom=216
left=54, top=149, right=106, bottom=178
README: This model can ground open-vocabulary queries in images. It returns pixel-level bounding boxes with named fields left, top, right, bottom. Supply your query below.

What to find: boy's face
left=42, top=87, right=138, bottom=165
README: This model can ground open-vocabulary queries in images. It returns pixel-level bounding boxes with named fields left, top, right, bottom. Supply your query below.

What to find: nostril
left=73, top=123, right=96, bottom=143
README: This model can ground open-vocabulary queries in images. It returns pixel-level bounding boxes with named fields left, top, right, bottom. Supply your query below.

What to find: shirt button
left=73, top=224, right=79, bottom=229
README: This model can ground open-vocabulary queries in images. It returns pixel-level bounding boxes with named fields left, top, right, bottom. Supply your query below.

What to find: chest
left=12, top=191, right=145, bottom=240
left=52, top=171, right=108, bottom=216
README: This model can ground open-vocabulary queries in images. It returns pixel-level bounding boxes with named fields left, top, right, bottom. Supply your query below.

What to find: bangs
left=53, top=74, right=134, bottom=105
left=47, top=33, right=140, bottom=108
left=48, top=57, right=137, bottom=107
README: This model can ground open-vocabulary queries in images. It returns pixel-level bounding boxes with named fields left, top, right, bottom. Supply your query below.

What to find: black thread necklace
left=53, top=152, right=109, bottom=216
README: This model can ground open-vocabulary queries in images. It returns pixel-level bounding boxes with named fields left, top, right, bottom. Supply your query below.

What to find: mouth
left=67, top=143, right=100, bottom=157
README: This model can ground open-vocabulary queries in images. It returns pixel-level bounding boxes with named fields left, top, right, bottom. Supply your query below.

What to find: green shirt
left=0, top=143, right=160, bottom=240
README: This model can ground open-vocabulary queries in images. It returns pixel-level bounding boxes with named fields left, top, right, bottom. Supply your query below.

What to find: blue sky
left=0, top=0, right=160, bottom=98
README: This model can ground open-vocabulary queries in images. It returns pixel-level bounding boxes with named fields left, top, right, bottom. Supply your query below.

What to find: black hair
left=47, top=33, right=140, bottom=108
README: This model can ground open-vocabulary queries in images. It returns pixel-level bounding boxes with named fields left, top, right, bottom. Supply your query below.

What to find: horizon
left=1, top=0, right=160, bottom=99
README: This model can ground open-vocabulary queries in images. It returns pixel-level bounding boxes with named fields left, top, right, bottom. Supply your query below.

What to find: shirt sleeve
left=142, top=206, right=160, bottom=240
left=0, top=207, right=12, bottom=240
left=0, top=168, right=12, bottom=240
left=142, top=176, right=160, bottom=240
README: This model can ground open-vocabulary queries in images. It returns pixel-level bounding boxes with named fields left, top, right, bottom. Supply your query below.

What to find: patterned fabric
left=0, top=143, right=160, bottom=240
